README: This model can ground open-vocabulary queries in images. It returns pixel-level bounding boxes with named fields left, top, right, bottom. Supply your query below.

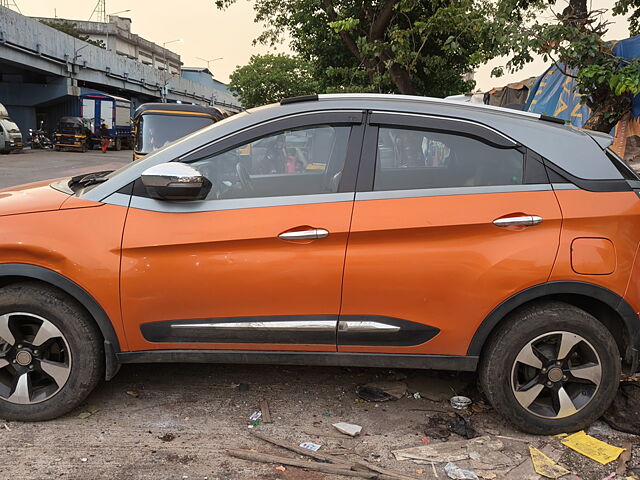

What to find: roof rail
left=281, top=94, right=319, bottom=105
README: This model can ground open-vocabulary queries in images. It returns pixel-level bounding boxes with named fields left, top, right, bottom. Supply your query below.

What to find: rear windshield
left=135, top=114, right=215, bottom=154
left=606, top=148, right=639, bottom=181
left=0, top=119, right=20, bottom=134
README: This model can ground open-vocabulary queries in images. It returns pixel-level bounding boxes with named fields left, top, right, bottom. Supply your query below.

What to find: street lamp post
left=105, top=9, right=131, bottom=52
left=161, top=39, right=183, bottom=102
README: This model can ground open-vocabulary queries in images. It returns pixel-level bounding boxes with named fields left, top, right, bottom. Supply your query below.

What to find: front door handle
left=278, top=228, right=329, bottom=240
left=493, top=215, right=543, bottom=227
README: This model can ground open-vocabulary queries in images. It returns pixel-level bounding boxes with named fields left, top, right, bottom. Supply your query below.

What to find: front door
left=120, top=112, right=364, bottom=352
left=339, top=113, right=562, bottom=356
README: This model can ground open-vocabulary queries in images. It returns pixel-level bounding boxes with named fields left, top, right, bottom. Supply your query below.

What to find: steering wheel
left=236, top=161, right=255, bottom=193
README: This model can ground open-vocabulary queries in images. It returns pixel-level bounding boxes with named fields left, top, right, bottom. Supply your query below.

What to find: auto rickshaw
left=54, top=116, right=92, bottom=152
left=132, top=103, right=231, bottom=160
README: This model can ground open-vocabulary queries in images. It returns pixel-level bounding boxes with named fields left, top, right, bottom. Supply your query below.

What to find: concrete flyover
left=0, top=6, right=241, bottom=139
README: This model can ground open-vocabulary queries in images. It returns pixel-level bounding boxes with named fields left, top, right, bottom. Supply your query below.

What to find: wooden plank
left=252, top=431, right=349, bottom=465
left=228, top=449, right=400, bottom=479
left=260, top=399, right=273, bottom=424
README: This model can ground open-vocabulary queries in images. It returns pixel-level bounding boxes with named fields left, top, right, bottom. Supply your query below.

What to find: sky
left=13, top=0, right=633, bottom=92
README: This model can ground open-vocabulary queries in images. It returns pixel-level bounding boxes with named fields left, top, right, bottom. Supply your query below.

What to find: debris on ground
left=356, top=381, right=407, bottom=402
left=158, top=433, right=176, bottom=442
left=447, top=413, right=477, bottom=439
left=425, top=412, right=454, bottom=440
left=450, top=396, right=472, bottom=410
left=125, top=390, right=140, bottom=398
left=392, top=435, right=503, bottom=464
left=560, top=431, right=625, bottom=465
left=299, top=442, right=322, bottom=452
left=237, top=383, right=250, bottom=392
left=77, top=407, right=100, bottom=419
left=231, top=431, right=424, bottom=479
left=444, top=462, right=480, bottom=480
left=603, top=381, right=640, bottom=435
left=260, top=399, right=273, bottom=423
left=3, top=423, right=10, bottom=431
left=411, top=392, right=422, bottom=399
left=275, top=465, right=286, bottom=472
left=528, top=445, right=570, bottom=478
left=616, top=442, right=633, bottom=476
left=332, top=422, right=362, bottom=437
left=249, top=411, right=262, bottom=422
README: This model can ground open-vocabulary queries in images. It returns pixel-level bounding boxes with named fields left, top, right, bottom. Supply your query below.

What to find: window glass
left=374, top=127, right=524, bottom=191
left=189, top=124, right=351, bottom=200
left=137, top=115, right=215, bottom=154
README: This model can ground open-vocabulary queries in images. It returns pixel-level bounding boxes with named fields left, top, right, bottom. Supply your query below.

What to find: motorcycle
left=29, top=128, right=52, bottom=149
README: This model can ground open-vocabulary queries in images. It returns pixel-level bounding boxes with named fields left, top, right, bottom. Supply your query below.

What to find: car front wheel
left=480, top=301, right=620, bottom=434
left=0, top=283, right=103, bottom=421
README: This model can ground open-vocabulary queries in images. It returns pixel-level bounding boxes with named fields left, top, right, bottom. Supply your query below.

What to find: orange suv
left=0, top=94, right=638, bottom=434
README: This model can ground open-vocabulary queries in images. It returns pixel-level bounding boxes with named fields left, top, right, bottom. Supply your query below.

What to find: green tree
left=216, top=0, right=506, bottom=98
left=40, top=20, right=105, bottom=49
left=229, top=54, right=319, bottom=108
left=492, top=0, right=640, bottom=132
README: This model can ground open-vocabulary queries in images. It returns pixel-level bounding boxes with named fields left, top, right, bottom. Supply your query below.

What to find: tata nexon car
left=0, top=94, right=638, bottom=434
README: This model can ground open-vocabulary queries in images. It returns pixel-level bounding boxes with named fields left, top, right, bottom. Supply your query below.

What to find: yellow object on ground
left=529, top=446, right=570, bottom=479
left=560, top=431, right=625, bottom=465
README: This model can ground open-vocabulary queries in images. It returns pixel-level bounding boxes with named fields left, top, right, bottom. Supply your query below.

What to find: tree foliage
left=228, top=54, right=319, bottom=108
left=493, top=0, right=640, bottom=132
left=216, top=0, right=506, bottom=98
left=40, top=20, right=106, bottom=49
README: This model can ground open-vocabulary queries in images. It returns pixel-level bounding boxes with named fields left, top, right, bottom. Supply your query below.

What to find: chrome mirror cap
left=140, top=162, right=212, bottom=201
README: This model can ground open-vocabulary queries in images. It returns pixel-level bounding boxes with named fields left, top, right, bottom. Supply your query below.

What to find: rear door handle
left=493, top=215, right=543, bottom=227
left=278, top=229, right=329, bottom=240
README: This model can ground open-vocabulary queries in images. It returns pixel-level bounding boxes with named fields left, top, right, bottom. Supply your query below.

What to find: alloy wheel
left=510, top=331, right=602, bottom=419
left=0, top=312, right=72, bottom=404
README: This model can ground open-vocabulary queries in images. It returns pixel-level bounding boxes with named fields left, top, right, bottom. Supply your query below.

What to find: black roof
left=58, top=116, right=84, bottom=126
left=134, top=103, right=230, bottom=120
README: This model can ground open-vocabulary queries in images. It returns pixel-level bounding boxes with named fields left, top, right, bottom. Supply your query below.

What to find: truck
left=0, top=103, right=23, bottom=154
left=79, top=93, right=133, bottom=150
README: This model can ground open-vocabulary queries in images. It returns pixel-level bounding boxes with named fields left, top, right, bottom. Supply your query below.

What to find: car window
left=189, top=124, right=351, bottom=200
left=374, top=127, right=524, bottom=191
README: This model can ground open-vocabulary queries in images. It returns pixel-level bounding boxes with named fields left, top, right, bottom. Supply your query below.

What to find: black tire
left=0, top=282, right=103, bottom=421
left=479, top=301, right=620, bottom=434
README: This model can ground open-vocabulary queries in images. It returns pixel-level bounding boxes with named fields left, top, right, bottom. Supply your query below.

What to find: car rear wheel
left=480, top=301, right=620, bottom=434
left=0, top=283, right=103, bottom=421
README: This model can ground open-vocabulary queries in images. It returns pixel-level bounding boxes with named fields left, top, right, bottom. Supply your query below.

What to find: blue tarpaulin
left=524, top=35, right=640, bottom=126
left=613, top=36, right=640, bottom=119
left=524, top=65, right=591, bottom=127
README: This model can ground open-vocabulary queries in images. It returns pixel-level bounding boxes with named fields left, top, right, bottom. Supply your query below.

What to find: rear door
left=338, top=112, right=562, bottom=356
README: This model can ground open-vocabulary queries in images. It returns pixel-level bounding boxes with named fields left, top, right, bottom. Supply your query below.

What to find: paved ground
left=0, top=149, right=639, bottom=480
left=0, top=148, right=131, bottom=190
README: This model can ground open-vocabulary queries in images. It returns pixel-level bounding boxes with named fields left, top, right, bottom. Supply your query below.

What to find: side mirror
left=140, top=162, right=212, bottom=201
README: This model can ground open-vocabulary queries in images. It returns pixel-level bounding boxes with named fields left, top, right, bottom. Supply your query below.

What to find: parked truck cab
left=80, top=93, right=133, bottom=151
left=0, top=104, right=23, bottom=155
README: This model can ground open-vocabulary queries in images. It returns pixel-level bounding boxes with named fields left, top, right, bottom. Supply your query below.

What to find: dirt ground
left=0, top=364, right=638, bottom=480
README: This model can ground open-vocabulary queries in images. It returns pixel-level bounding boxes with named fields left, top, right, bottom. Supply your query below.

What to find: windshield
left=0, top=119, right=20, bottom=134
left=136, top=114, right=215, bottom=154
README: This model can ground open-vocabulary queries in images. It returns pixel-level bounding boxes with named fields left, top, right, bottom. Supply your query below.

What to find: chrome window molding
left=355, top=184, right=552, bottom=202
left=551, top=183, right=579, bottom=191
left=103, top=191, right=356, bottom=213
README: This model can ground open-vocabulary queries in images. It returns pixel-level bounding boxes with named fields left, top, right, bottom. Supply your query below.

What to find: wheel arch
left=468, top=281, right=639, bottom=373
left=0, top=263, right=121, bottom=379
